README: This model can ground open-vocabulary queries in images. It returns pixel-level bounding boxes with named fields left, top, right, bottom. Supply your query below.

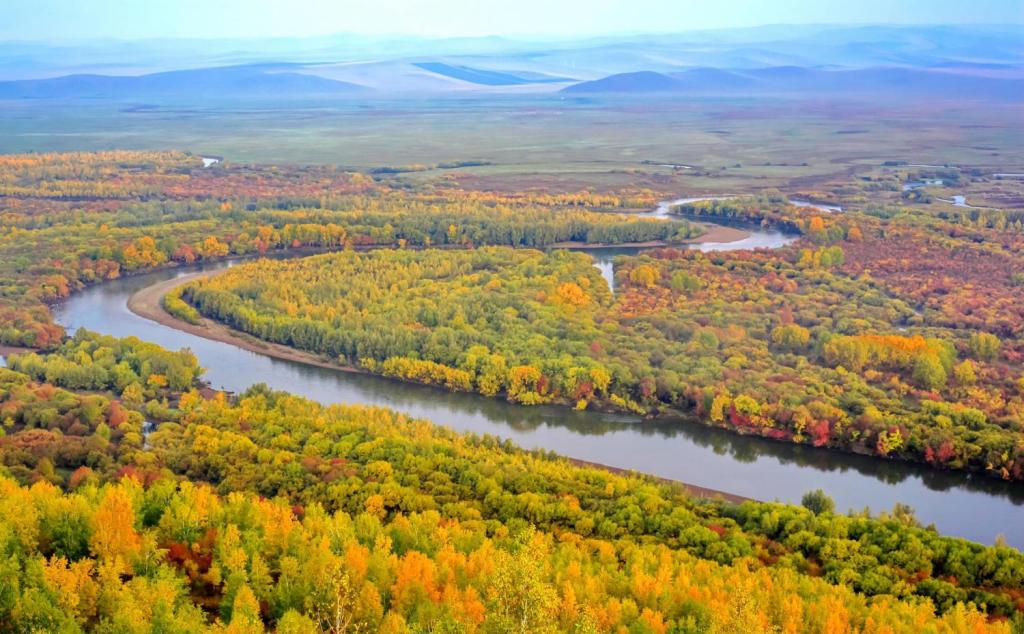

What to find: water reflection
left=578, top=209, right=798, bottom=290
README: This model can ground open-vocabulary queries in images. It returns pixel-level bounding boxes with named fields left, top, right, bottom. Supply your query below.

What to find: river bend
left=40, top=201, right=1024, bottom=547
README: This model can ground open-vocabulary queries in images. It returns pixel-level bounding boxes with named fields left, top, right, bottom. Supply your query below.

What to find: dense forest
left=0, top=151, right=696, bottom=349
left=2, top=332, right=1023, bottom=631
left=1, top=151, right=1023, bottom=631
left=177, top=237, right=1024, bottom=480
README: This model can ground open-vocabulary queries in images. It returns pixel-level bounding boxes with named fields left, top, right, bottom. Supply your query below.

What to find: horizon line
left=3, top=22, right=1024, bottom=46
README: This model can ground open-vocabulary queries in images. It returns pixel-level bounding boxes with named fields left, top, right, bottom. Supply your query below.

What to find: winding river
left=588, top=197, right=799, bottom=289
left=42, top=199, right=1024, bottom=547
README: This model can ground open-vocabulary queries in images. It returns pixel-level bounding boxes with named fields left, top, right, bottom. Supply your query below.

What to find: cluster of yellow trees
left=2, top=333, right=1024, bottom=631
left=0, top=151, right=197, bottom=199
left=179, top=248, right=619, bottom=407
left=3, top=477, right=1010, bottom=633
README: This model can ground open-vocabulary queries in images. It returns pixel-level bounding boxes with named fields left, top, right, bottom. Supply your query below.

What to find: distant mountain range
left=561, top=66, right=1024, bottom=99
left=0, top=64, right=366, bottom=99
left=1, top=61, right=1020, bottom=102
left=411, top=63, right=571, bottom=86
left=3, top=25, right=1023, bottom=81
left=0, top=24, right=1020, bottom=101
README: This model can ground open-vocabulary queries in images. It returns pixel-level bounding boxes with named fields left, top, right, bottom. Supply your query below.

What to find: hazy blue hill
left=560, top=71, right=685, bottom=92
left=0, top=25, right=1020, bottom=100
left=0, top=64, right=367, bottom=99
left=561, top=68, right=771, bottom=94
left=562, top=66, right=1024, bottom=99
left=4, top=25, right=1021, bottom=83
left=668, top=67, right=758, bottom=89
left=412, top=62, right=571, bottom=85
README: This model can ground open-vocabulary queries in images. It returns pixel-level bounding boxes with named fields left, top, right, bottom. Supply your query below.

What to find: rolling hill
left=412, top=62, right=572, bottom=85
left=561, top=66, right=1024, bottom=99
left=2, top=25, right=1022, bottom=86
left=0, top=64, right=368, bottom=99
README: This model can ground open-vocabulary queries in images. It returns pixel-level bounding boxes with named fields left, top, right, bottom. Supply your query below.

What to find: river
left=587, top=197, right=799, bottom=289
left=902, top=181, right=987, bottom=209
left=41, top=200, right=1024, bottom=547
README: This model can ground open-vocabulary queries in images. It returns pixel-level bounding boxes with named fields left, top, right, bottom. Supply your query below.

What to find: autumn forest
left=1, top=143, right=1023, bottom=634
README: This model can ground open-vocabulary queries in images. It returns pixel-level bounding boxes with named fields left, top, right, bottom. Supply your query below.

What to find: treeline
left=161, top=286, right=203, bottom=325
left=0, top=150, right=371, bottom=201
left=178, top=243, right=1024, bottom=481
left=1, top=354, right=1023, bottom=629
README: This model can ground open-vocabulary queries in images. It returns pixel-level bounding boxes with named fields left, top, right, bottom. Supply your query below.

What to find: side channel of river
left=42, top=199, right=1024, bottom=547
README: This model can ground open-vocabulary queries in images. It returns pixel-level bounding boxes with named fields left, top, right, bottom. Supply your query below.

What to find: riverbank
left=127, top=216, right=751, bottom=375
left=129, top=272, right=368, bottom=375
left=566, top=458, right=752, bottom=504
left=0, top=345, right=39, bottom=357
left=116, top=197, right=755, bottom=396
left=133, top=271, right=649, bottom=413
left=137, top=269, right=1015, bottom=508
left=132, top=272, right=906, bottom=492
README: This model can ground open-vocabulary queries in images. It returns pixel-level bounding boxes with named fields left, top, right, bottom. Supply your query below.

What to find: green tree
left=969, top=332, right=1001, bottom=361
left=912, top=354, right=947, bottom=391
left=801, top=489, right=835, bottom=515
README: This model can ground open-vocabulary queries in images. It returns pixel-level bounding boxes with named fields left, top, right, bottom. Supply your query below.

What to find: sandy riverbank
left=566, top=458, right=751, bottom=504
left=685, top=223, right=750, bottom=244
left=128, top=272, right=365, bottom=375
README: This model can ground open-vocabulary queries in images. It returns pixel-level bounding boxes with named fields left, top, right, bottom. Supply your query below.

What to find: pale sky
left=4, top=0, right=1023, bottom=41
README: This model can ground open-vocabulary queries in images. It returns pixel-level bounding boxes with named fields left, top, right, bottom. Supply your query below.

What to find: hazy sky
left=5, top=0, right=1023, bottom=41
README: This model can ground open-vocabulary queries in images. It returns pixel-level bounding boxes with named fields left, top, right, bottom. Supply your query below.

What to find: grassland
left=2, top=96, right=1022, bottom=200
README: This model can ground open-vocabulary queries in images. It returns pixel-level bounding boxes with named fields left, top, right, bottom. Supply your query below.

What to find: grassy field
left=2, top=95, right=1023, bottom=197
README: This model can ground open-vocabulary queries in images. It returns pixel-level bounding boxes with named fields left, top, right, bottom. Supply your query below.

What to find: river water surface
left=43, top=202, right=1024, bottom=547
left=588, top=197, right=798, bottom=289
